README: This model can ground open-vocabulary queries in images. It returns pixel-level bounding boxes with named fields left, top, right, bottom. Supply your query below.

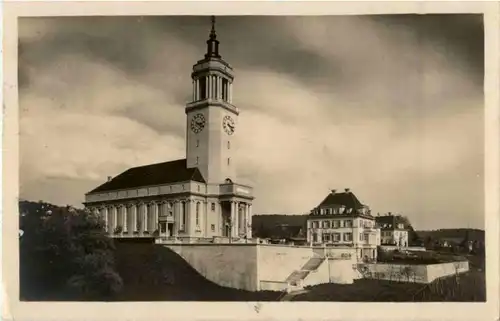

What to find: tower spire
left=205, top=15, right=221, bottom=59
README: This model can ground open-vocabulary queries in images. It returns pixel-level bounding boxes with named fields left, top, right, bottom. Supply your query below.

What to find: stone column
left=118, top=205, right=124, bottom=233
left=102, top=207, right=108, bottom=232
left=174, top=200, right=183, bottom=235
left=132, top=203, right=138, bottom=233
left=228, top=83, right=232, bottom=103
left=205, top=76, right=209, bottom=99
left=107, top=206, right=115, bottom=234
left=139, top=203, right=148, bottom=233
left=207, top=76, right=211, bottom=99
left=230, top=201, right=237, bottom=237
left=192, top=80, right=195, bottom=101
left=218, top=77, right=222, bottom=100
left=247, top=204, right=253, bottom=239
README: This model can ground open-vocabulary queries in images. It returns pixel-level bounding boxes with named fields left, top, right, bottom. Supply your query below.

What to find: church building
left=84, top=17, right=254, bottom=243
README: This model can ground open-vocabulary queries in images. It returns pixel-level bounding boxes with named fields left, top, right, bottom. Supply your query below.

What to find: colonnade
left=228, top=200, right=252, bottom=238
left=192, top=74, right=232, bottom=103
left=90, top=199, right=186, bottom=236
left=88, top=198, right=252, bottom=239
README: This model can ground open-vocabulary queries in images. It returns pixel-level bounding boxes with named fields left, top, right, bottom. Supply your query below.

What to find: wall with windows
left=307, top=217, right=379, bottom=247
left=380, top=230, right=408, bottom=246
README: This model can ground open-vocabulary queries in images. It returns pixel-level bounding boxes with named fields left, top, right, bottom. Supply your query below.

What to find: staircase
left=285, top=257, right=326, bottom=289
left=301, top=257, right=324, bottom=271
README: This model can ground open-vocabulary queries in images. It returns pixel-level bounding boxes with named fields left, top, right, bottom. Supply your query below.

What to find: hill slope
left=113, top=241, right=280, bottom=301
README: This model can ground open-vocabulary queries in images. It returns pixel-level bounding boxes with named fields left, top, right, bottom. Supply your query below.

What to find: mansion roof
left=87, top=159, right=205, bottom=194
left=318, top=190, right=365, bottom=210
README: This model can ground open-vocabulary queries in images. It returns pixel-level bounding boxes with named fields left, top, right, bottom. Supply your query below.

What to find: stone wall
left=165, top=244, right=259, bottom=291
left=361, top=261, right=469, bottom=283
left=257, top=245, right=314, bottom=284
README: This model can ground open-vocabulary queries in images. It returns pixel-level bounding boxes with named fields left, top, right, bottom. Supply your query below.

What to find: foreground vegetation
left=293, top=268, right=485, bottom=302
left=20, top=201, right=123, bottom=300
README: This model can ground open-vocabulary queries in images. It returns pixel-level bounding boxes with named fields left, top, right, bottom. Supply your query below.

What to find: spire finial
left=210, top=15, right=216, bottom=38
left=205, top=15, right=221, bottom=59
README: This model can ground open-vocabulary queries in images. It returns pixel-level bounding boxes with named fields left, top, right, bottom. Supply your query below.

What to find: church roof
left=87, top=159, right=205, bottom=194
left=317, top=190, right=365, bottom=210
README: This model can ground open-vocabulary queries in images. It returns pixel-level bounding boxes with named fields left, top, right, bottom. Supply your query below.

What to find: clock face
left=222, top=115, right=235, bottom=135
left=190, top=113, right=206, bottom=133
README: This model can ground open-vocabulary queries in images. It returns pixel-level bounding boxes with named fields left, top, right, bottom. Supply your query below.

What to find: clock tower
left=185, top=16, right=238, bottom=184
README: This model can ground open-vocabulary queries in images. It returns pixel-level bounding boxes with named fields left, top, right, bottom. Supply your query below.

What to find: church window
left=227, top=157, right=230, bottom=165
left=196, top=139, right=199, bottom=147
left=196, top=202, right=200, bottom=226
left=211, top=224, right=215, bottom=231
left=211, top=202, right=216, bottom=211
left=199, top=77, right=207, bottom=100
left=222, top=78, right=229, bottom=101
left=168, top=202, right=173, bottom=216
left=227, top=141, right=230, bottom=149
left=196, top=156, right=199, bottom=165
left=181, top=202, right=187, bottom=229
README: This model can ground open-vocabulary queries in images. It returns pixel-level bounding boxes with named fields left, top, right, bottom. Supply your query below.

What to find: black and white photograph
left=4, top=1, right=500, bottom=320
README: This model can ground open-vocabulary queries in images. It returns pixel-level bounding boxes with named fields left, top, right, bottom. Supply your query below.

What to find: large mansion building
left=84, top=18, right=253, bottom=243
left=306, top=189, right=381, bottom=261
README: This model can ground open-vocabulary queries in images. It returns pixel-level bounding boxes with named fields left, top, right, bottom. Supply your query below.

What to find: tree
left=19, top=200, right=123, bottom=300
left=459, top=230, right=471, bottom=252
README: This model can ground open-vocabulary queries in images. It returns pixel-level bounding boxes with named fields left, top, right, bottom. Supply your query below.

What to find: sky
left=18, top=15, right=485, bottom=230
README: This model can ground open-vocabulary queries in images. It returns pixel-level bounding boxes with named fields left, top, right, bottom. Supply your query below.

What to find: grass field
left=291, top=269, right=485, bottom=301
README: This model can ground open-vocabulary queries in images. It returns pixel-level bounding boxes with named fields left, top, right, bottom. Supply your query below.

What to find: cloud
left=18, top=15, right=484, bottom=230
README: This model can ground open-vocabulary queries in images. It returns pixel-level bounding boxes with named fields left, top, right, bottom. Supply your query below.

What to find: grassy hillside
left=113, top=241, right=280, bottom=301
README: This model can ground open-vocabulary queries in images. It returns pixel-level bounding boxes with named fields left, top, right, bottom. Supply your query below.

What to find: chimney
left=107, top=176, right=112, bottom=182
left=331, top=189, right=336, bottom=194
left=388, top=212, right=392, bottom=216
left=345, top=188, right=350, bottom=192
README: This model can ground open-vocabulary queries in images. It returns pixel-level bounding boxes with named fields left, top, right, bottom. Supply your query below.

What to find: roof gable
left=87, top=159, right=205, bottom=194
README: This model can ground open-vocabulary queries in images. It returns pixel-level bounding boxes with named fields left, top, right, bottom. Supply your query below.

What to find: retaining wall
left=165, top=244, right=259, bottom=291
left=361, top=261, right=469, bottom=283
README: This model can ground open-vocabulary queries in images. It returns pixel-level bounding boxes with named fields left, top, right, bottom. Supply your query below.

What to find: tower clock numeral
left=223, top=115, right=235, bottom=135
left=191, top=113, right=206, bottom=133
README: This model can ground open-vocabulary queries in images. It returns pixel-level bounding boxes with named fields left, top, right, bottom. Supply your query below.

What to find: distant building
left=306, top=189, right=381, bottom=262
left=376, top=213, right=409, bottom=247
